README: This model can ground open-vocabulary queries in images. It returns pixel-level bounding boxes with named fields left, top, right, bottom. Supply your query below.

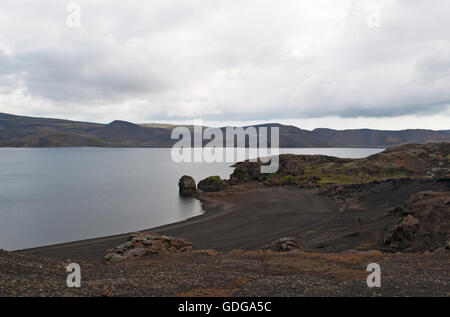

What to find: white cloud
left=0, top=0, right=449, bottom=128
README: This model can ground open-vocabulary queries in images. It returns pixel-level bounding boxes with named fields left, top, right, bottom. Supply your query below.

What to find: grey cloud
left=0, top=0, right=449, bottom=121
left=417, top=51, right=450, bottom=82
left=0, top=47, right=168, bottom=104
left=0, top=51, right=16, bottom=74
left=333, top=100, right=450, bottom=119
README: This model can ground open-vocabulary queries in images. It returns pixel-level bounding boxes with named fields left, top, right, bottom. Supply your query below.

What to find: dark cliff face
left=0, top=112, right=449, bottom=147
left=383, top=190, right=450, bottom=253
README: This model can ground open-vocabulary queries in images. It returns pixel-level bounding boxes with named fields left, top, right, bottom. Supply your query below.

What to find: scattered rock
left=104, top=232, right=195, bottom=264
left=131, top=236, right=147, bottom=243
left=384, top=190, right=449, bottom=253
left=107, top=253, right=126, bottom=263
left=178, top=175, right=198, bottom=197
left=125, top=248, right=146, bottom=258
left=104, top=253, right=117, bottom=261
left=384, top=215, right=420, bottom=252
left=116, top=241, right=133, bottom=252
left=104, top=248, right=116, bottom=254
left=263, top=237, right=304, bottom=252
left=198, top=176, right=229, bottom=192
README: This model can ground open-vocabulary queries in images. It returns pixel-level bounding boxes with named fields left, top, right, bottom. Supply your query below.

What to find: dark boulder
left=230, top=162, right=262, bottom=184
left=263, top=237, right=304, bottom=252
left=103, top=232, right=195, bottom=264
left=384, top=215, right=420, bottom=252
left=384, top=190, right=449, bottom=252
left=178, top=175, right=197, bottom=197
left=198, top=176, right=229, bottom=192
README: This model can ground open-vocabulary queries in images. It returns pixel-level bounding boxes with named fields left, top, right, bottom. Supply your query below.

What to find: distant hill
left=311, top=128, right=450, bottom=147
left=0, top=112, right=449, bottom=148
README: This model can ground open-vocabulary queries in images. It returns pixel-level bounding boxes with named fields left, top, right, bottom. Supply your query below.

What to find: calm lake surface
left=0, top=147, right=383, bottom=250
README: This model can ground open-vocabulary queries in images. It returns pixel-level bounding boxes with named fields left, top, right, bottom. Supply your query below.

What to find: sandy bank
left=19, top=186, right=338, bottom=261
left=20, top=179, right=449, bottom=262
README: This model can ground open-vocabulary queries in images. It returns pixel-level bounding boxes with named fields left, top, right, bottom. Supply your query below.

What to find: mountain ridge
left=0, top=112, right=449, bottom=148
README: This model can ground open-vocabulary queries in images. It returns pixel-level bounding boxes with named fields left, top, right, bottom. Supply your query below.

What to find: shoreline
left=19, top=176, right=450, bottom=262
left=17, top=193, right=233, bottom=261
left=19, top=185, right=340, bottom=261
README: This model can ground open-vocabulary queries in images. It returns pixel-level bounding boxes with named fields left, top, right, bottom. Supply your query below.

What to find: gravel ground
left=1, top=249, right=448, bottom=297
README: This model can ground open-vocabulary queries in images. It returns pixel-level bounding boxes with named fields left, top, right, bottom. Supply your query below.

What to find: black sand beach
left=20, top=186, right=337, bottom=261
left=20, top=179, right=449, bottom=261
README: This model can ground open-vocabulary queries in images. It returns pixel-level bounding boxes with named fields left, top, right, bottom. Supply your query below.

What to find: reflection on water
left=0, top=147, right=383, bottom=250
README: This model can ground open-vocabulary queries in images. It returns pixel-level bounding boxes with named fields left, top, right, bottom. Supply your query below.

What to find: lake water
left=0, top=147, right=383, bottom=250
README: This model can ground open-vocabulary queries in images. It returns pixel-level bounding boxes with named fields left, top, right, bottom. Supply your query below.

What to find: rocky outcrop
left=263, top=237, right=304, bottom=252
left=384, top=215, right=420, bottom=252
left=198, top=176, right=229, bottom=192
left=103, top=232, right=195, bottom=263
left=384, top=190, right=450, bottom=252
left=230, top=143, right=450, bottom=186
left=230, top=162, right=263, bottom=184
left=178, top=175, right=198, bottom=197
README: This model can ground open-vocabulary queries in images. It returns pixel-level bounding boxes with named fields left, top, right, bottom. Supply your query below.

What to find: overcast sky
left=0, top=0, right=449, bottom=130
